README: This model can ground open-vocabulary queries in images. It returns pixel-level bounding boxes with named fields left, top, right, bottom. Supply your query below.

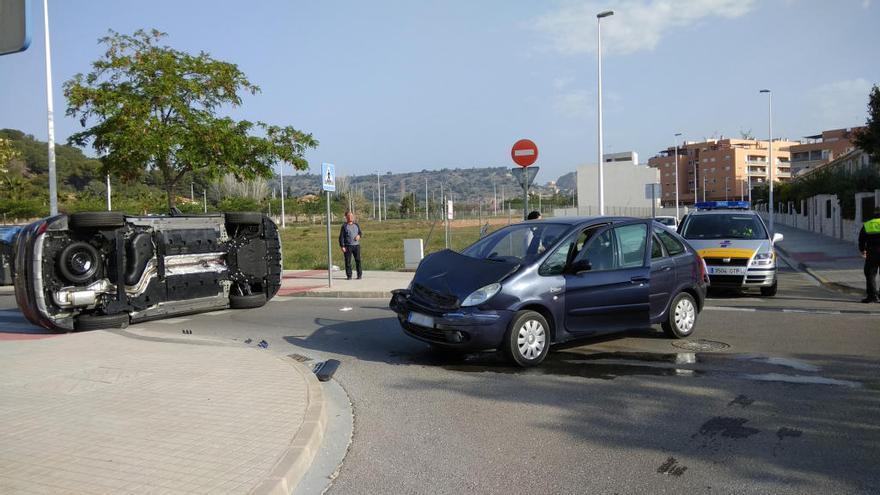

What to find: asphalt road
left=2, top=265, right=879, bottom=494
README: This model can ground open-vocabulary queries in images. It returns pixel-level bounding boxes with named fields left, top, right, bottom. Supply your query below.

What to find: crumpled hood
left=411, top=249, right=518, bottom=306
left=684, top=239, right=770, bottom=259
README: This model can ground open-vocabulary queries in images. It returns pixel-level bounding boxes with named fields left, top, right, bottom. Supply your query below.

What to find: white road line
left=705, top=306, right=757, bottom=312
left=205, top=310, right=233, bottom=316
left=157, top=317, right=191, bottom=324
left=271, top=296, right=293, bottom=302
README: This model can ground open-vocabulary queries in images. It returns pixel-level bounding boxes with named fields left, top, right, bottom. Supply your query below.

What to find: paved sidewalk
left=279, top=270, right=412, bottom=298
left=0, top=330, right=325, bottom=495
left=773, top=223, right=866, bottom=295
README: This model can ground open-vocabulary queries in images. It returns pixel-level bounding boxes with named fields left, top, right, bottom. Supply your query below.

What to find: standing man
left=339, top=211, right=364, bottom=280
left=859, top=206, right=880, bottom=303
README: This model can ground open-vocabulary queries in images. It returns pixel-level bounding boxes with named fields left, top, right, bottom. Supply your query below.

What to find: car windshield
left=460, top=223, right=569, bottom=263
left=681, top=214, right=767, bottom=240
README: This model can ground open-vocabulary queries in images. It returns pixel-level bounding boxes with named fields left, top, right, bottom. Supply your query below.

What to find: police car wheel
left=662, top=292, right=698, bottom=339
left=760, top=281, right=778, bottom=297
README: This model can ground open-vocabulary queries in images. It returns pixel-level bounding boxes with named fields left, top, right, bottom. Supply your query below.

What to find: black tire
left=69, top=212, right=125, bottom=229
left=760, top=281, right=778, bottom=297
left=57, top=242, right=101, bottom=284
left=74, top=313, right=130, bottom=331
left=225, top=212, right=263, bottom=226
left=503, top=310, right=550, bottom=367
left=662, top=292, right=698, bottom=339
left=230, top=292, right=267, bottom=309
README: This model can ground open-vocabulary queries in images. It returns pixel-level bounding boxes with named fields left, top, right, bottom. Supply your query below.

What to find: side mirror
left=772, top=233, right=783, bottom=245
left=570, top=259, right=592, bottom=274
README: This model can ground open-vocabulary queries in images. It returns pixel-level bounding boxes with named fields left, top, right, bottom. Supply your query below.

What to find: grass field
left=279, top=218, right=514, bottom=270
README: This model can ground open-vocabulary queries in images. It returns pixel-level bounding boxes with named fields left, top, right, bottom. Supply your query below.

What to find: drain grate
left=288, top=353, right=313, bottom=362
left=672, top=339, right=730, bottom=352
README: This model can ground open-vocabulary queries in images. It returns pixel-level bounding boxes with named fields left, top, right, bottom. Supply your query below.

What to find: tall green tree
left=0, top=137, right=18, bottom=174
left=64, top=29, right=318, bottom=210
left=853, top=84, right=880, bottom=163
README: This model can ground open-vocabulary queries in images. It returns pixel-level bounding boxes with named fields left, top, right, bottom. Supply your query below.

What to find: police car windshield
left=681, top=214, right=767, bottom=240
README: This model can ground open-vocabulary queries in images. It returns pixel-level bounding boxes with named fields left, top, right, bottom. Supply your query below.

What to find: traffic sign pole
left=511, top=139, right=539, bottom=220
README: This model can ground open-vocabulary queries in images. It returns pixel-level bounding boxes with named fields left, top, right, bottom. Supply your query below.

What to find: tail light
left=697, top=254, right=707, bottom=282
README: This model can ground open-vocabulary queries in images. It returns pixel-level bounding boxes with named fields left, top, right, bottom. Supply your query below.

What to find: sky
left=1, top=0, right=878, bottom=184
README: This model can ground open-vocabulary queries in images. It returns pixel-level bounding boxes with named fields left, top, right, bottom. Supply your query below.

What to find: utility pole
left=279, top=163, right=286, bottom=228
left=203, top=189, right=207, bottom=213
left=493, top=182, right=497, bottom=216
left=425, top=178, right=429, bottom=220
left=376, top=171, right=381, bottom=222
left=191, top=182, right=195, bottom=202
left=106, top=175, right=111, bottom=211
left=702, top=177, right=707, bottom=202
left=43, top=0, right=58, bottom=215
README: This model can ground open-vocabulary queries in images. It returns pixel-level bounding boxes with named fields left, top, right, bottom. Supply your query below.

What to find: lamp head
left=759, top=89, right=771, bottom=94
left=597, top=10, right=614, bottom=18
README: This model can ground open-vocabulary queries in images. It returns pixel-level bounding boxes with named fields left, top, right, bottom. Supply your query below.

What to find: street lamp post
left=760, top=89, right=774, bottom=233
left=43, top=0, right=58, bottom=215
left=596, top=10, right=614, bottom=216
left=724, top=176, right=730, bottom=201
left=702, top=176, right=707, bottom=202
left=673, top=132, right=681, bottom=218
left=278, top=162, right=286, bottom=228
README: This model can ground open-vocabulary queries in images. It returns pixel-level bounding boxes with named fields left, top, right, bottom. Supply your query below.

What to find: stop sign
left=511, top=139, right=538, bottom=167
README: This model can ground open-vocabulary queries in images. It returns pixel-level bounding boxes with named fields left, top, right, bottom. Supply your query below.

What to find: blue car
left=390, top=217, right=708, bottom=367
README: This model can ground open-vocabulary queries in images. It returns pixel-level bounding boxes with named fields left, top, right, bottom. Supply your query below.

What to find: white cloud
left=554, top=89, right=593, bottom=118
left=808, top=78, right=875, bottom=128
left=534, top=0, right=756, bottom=55
left=553, top=76, right=576, bottom=90
left=863, top=0, right=872, bottom=9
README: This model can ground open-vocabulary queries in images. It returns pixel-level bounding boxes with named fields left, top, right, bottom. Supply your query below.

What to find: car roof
left=528, top=216, right=643, bottom=226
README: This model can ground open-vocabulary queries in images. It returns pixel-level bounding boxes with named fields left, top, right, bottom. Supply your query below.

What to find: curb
left=286, top=290, right=393, bottom=299
left=775, top=245, right=864, bottom=296
left=250, top=358, right=327, bottom=495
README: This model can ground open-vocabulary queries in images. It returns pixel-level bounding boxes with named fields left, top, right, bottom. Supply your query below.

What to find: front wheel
left=74, top=313, right=130, bottom=331
left=230, top=292, right=267, bottom=309
left=760, top=281, right=778, bottom=297
left=503, top=310, right=550, bottom=367
left=662, top=292, right=698, bottom=339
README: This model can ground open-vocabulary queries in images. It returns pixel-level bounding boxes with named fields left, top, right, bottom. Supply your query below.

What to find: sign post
left=645, top=183, right=660, bottom=219
left=511, top=139, right=539, bottom=220
left=322, top=163, right=336, bottom=288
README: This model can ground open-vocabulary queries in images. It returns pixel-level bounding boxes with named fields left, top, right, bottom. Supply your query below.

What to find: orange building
left=648, top=138, right=799, bottom=207
left=789, top=127, right=863, bottom=176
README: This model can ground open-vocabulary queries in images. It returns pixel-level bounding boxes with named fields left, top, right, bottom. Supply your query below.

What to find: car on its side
left=390, top=216, right=708, bottom=367
left=1, top=225, right=23, bottom=285
left=677, top=202, right=782, bottom=296
left=14, top=211, right=282, bottom=331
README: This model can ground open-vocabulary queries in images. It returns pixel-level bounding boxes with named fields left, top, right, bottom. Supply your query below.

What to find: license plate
left=408, top=312, right=434, bottom=328
left=708, top=266, right=747, bottom=275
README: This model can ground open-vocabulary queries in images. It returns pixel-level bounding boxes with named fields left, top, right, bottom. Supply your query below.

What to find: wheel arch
left=513, top=302, right=557, bottom=343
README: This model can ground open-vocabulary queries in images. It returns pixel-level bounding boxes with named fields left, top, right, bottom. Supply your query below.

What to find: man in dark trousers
left=339, top=211, right=364, bottom=280
left=858, top=206, right=880, bottom=303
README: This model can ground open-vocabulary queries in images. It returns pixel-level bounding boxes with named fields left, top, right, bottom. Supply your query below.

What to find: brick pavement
left=0, top=330, right=324, bottom=495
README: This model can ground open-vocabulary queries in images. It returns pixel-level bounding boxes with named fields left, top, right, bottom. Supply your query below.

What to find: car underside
left=14, top=211, right=282, bottom=331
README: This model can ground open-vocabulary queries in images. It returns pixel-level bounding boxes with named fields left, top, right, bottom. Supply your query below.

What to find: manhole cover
left=672, top=339, right=730, bottom=352
left=288, top=353, right=313, bottom=362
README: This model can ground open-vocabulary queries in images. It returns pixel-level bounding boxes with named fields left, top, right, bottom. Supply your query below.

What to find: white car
left=654, top=216, right=678, bottom=229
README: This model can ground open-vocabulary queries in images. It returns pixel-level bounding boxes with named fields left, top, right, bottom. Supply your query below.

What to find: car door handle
left=549, top=287, right=563, bottom=294
left=630, top=276, right=649, bottom=284
left=662, top=266, right=672, bottom=272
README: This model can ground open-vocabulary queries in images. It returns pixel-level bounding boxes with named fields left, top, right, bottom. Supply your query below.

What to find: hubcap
left=674, top=298, right=696, bottom=334
left=517, top=319, right=546, bottom=360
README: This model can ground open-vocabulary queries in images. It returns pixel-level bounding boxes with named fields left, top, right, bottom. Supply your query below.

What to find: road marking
left=272, top=296, right=294, bottom=302
left=705, top=306, right=756, bottom=312
left=706, top=305, right=877, bottom=316
left=157, top=317, right=191, bottom=324
left=205, top=310, right=233, bottom=316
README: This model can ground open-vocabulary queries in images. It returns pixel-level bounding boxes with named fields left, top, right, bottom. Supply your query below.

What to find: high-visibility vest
left=865, top=218, right=880, bottom=234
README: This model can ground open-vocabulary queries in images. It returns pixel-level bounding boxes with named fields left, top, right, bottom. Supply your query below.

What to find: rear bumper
left=13, top=219, right=72, bottom=331
left=389, top=289, right=514, bottom=351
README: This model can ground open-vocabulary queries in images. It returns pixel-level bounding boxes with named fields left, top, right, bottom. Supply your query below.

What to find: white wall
left=576, top=162, right=661, bottom=212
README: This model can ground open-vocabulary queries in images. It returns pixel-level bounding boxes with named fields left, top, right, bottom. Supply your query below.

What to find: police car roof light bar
left=695, top=201, right=750, bottom=210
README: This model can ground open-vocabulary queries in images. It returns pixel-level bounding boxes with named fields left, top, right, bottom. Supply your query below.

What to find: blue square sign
left=321, top=163, right=336, bottom=192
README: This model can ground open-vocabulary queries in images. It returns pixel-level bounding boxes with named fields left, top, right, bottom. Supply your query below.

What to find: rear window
left=680, top=214, right=767, bottom=240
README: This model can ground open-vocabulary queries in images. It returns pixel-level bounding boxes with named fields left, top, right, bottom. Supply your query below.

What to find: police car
left=678, top=201, right=783, bottom=296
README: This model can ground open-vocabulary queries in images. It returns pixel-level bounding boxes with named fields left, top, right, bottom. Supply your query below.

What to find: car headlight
left=751, top=252, right=774, bottom=266
left=461, top=283, right=501, bottom=307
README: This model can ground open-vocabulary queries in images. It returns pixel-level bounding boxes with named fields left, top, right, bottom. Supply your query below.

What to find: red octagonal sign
left=511, top=139, right=538, bottom=167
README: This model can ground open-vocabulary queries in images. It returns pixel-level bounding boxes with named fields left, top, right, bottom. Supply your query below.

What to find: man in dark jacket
left=339, top=211, right=364, bottom=280
left=858, top=206, right=880, bottom=303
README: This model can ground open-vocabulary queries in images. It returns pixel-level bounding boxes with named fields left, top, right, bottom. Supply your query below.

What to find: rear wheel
left=503, top=310, right=550, bottom=367
left=69, top=212, right=125, bottom=229
left=662, top=292, right=698, bottom=339
left=230, top=292, right=267, bottom=309
left=74, top=313, right=130, bottom=331
left=760, top=281, right=778, bottom=297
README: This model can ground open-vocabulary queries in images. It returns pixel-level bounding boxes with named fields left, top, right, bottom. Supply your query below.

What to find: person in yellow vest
left=858, top=206, right=880, bottom=303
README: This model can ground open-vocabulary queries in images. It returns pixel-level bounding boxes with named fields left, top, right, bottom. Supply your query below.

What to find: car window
left=538, top=225, right=603, bottom=276
left=656, top=229, right=685, bottom=256
left=573, top=229, right=616, bottom=272
left=461, top=223, right=568, bottom=263
left=680, top=214, right=767, bottom=240
left=614, top=223, right=647, bottom=268
left=651, top=234, right=665, bottom=259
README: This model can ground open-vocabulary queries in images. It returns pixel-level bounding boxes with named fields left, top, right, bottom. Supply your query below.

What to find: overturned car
left=14, top=211, right=282, bottom=331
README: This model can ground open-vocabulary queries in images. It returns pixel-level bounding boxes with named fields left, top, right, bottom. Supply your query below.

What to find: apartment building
left=647, top=138, right=798, bottom=207
left=789, top=127, right=863, bottom=176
